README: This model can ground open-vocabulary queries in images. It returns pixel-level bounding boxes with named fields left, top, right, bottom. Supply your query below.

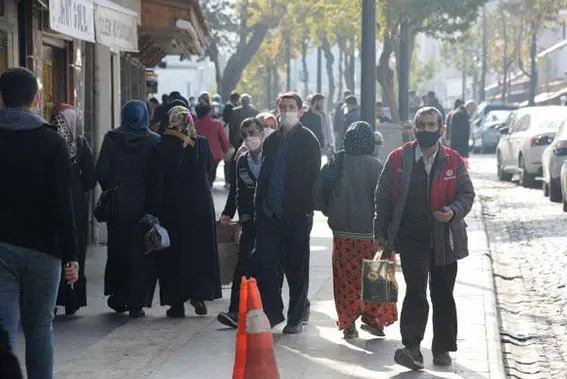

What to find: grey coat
left=315, top=155, right=383, bottom=238
left=374, top=142, right=475, bottom=265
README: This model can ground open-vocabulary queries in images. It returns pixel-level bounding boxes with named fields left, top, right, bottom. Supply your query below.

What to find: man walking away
left=448, top=100, right=472, bottom=161
left=300, top=93, right=325, bottom=149
left=374, top=106, right=475, bottom=370
left=254, top=92, right=321, bottom=334
left=340, top=95, right=361, bottom=148
left=229, top=94, right=259, bottom=149
left=445, top=99, right=464, bottom=146
left=425, top=91, right=445, bottom=120
left=333, top=90, right=351, bottom=147
left=0, top=67, right=79, bottom=379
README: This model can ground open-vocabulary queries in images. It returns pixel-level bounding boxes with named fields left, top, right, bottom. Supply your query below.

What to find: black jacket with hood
left=0, top=109, right=77, bottom=262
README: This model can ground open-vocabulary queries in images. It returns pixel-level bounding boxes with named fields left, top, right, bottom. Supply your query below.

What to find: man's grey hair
left=241, top=94, right=252, bottom=105
left=413, top=106, right=444, bottom=128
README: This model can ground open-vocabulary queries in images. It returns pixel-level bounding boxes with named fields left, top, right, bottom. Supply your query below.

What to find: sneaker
left=217, top=312, right=238, bottom=328
left=394, top=347, right=424, bottom=371
left=190, top=300, right=208, bottom=315
left=282, top=323, right=304, bottom=334
left=433, top=351, right=452, bottom=366
left=343, top=324, right=359, bottom=339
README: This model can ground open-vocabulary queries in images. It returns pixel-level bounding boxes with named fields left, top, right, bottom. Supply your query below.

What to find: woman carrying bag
left=313, top=121, right=397, bottom=339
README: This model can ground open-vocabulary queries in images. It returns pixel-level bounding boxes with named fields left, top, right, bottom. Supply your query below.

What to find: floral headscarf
left=51, top=103, right=78, bottom=159
left=165, top=106, right=197, bottom=147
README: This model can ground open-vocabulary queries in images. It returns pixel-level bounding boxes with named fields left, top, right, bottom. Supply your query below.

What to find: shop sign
left=49, top=0, right=95, bottom=42
left=95, top=2, right=138, bottom=52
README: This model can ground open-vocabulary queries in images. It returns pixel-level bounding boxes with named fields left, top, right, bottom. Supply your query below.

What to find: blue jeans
left=0, top=242, right=61, bottom=379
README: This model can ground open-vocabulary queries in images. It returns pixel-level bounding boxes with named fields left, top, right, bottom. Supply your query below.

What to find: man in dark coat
left=254, top=92, right=321, bottom=334
left=300, top=93, right=325, bottom=148
left=229, top=94, right=259, bottom=148
left=445, top=99, right=464, bottom=146
left=223, top=91, right=240, bottom=127
left=374, top=106, right=475, bottom=370
left=339, top=95, right=361, bottom=148
left=447, top=101, right=471, bottom=158
left=333, top=90, right=351, bottom=148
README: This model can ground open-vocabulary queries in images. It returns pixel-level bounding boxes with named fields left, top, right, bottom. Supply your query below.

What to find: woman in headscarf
left=96, top=100, right=160, bottom=317
left=147, top=106, right=221, bottom=318
left=314, top=121, right=397, bottom=339
left=51, top=104, right=96, bottom=316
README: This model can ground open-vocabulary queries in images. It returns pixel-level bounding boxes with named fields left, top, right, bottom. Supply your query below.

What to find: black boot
left=107, top=296, right=127, bottom=314
left=190, top=300, right=207, bottom=315
left=166, top=303, right=186, bottom=318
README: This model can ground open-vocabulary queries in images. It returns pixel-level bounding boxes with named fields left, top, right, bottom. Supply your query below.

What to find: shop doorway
left=0, top=30, right=8, bottom=74
left=42, top=44, right=67, bottom=119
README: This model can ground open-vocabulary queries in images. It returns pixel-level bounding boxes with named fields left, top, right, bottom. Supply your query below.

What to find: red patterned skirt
left=332, top=237, right=398, bottom=330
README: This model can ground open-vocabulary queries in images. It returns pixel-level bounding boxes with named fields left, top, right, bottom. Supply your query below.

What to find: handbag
left=141, top=214, right=171, bottom=254
left=361, top=249, right=398, bottom=304
left=93, top=186, right=119, bottom=223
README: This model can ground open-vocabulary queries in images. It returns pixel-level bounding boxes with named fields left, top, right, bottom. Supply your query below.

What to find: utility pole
left=317, top=46, right=322, bottom=93
left=286, top=36, right=291, bottom=91
left=480, top=5, right=487, bottom=102
left=360, top=0, right=376, bottom=128
left=398, top=20, right=410, bottom=122
left=462, top=49, right=467, bottom=100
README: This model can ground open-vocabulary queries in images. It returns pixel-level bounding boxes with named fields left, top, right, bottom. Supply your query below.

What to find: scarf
left=166, top=106, right=197, bottom=147
left=51, top=104, right=78, bottom=159
left=122, top=100, right=149, bottom=130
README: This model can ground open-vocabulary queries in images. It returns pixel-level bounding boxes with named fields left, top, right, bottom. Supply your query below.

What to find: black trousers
left=254, top=211, right=313, bottom=326
left=228, top=221, right=256, bottom=313
left=208, top=159, right=220, bottom=187
left=399, top=246, right=458, bottom=352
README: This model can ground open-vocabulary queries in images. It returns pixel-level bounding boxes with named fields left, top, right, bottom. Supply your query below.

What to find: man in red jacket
left=374, top=106, right=475, bottom=371
left=196, top=103, right=230, bottom=187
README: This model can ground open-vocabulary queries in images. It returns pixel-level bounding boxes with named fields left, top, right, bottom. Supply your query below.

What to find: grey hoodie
left=0, top=109, right=48, bottom=131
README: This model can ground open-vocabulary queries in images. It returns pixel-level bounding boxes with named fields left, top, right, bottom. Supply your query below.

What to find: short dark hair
left=0, top=67, right=38, bottom=108
left=240, top=117, right=263, bottom=133
left=376, top=101, right=384, bottom=107
left=149, top=97, right=159, bottom=105
left=454, top=99, right=464, bottom=109
left=414, top=106, right=444, bottom=129
left=230, top=92, right=240, bottom=102
left=197, top=103, right=212, bottom=118
left=169, top=91, right=181, bottom=98
left=161, top=94, right=169, bottom=103
left=311, top=93, right=324, bottom=104
left=345, top=95, right=358, bottom=105
left=278, top=92, right=303, bottom=109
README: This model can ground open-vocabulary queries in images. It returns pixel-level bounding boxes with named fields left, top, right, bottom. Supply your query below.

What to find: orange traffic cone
left=233, top=277, right=249, bottom=379
left=232, top=278, right=279, bottom=379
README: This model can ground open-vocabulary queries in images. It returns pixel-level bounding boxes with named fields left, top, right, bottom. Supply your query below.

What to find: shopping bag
left=140, top=214, right=171, bottom=254
left=361, top=250, right=398, bottom=304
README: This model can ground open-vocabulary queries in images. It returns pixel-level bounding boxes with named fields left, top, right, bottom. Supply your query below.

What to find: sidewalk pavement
left=20, top=167, right=505, bottom=378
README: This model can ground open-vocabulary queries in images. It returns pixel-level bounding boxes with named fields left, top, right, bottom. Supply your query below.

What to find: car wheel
left=518, top=155, right=535, bottom=187
left=550, top=182, right=562, bottom=203
left=543, top=182, right=550, bottom=197
left=497, top=153, right=513, bottom=181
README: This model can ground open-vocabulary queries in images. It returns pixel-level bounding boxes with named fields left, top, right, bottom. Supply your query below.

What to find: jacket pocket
left=449, top=219, right=469, bottom=260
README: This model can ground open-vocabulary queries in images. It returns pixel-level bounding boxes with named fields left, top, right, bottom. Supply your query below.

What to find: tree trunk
left=321, top=37, right=336, bottom=112
left=338, top=41, right=344, bottom=100
left=377, top=33, right=399, bottom=124
left=301, top=38, right=309, bottom=100
left=343, top=38, right=355, bottom=92
left=207, top=41, right=223, bottom=96
left=219, top=22, right=272, bottom=101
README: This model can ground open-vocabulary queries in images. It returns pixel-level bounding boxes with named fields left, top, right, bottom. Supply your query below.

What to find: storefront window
left=0, top=31, right=8, bottom=75
left=42, top=44, right=67, bottom=120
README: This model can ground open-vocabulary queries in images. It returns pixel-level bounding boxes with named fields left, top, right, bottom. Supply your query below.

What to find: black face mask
left=416, top=130, right=441, bottom=148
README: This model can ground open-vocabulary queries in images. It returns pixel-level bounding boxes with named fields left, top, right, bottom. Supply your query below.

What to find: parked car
left=496, top=106, right=567, bottom=187
left=561, top=161, right=567, bottom=211
left=542, top=119, right=567, bottom=202
left=472, top=110, right=513, bottom=153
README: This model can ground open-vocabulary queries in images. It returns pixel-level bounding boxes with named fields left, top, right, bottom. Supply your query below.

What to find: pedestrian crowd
left=0, top=66, right=475, bottom=378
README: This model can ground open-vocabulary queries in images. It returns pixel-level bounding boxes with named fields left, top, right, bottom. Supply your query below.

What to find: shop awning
left=93, top=0, right=139, bottom=52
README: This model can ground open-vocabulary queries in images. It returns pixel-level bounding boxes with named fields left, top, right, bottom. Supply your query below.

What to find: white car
left=542, top=119, right=567, bottom=202
left=496, top=106, right=567, bottom=187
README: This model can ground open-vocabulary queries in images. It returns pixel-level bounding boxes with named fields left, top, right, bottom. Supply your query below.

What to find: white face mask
left=245, top=136, right=262, bottom=151
left=264, top=127, right=275, bottom=137
left=281, top=112, right=299, bottom=128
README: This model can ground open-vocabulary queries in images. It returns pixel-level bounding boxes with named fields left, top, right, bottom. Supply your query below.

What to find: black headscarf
left=326, top=121, right=374, bottom=189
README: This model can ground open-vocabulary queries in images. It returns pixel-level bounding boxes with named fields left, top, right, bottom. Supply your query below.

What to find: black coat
left=147, top=135, right=221, bottom=305
left=96, top=126, right=160, bottom=306
left=57, top=136, right=96, bottom=309
left=256, top=124, right=321, bottom=217
left=300, top=109, right=325, bottom=147
left=448, top=106, right=470, bottom=158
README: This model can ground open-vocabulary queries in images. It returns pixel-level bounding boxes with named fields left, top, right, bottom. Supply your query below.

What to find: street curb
left=473, top=196, right=507, bottom=379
